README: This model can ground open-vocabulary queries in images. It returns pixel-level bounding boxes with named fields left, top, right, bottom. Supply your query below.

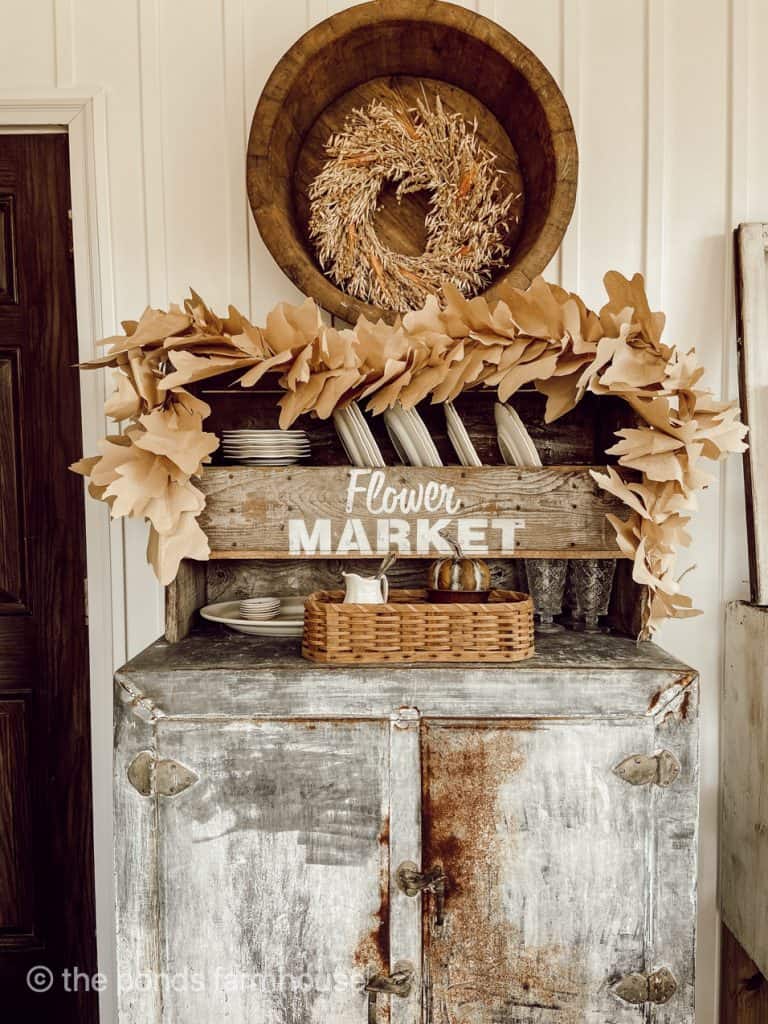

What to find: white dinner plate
left=201, top=600, right=305, bottom=636
left=333, top=407, right=366, bottom=466
left=347, top=402, right=385, bottom=467
left=494, top=402, right=542, bottom=467
left=444, top=401, right=482, bottom=467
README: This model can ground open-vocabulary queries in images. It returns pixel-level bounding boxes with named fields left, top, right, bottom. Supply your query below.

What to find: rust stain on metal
left=421, top=723, right=585, bottom=1022
left=354, top=815, right=390, bottom=975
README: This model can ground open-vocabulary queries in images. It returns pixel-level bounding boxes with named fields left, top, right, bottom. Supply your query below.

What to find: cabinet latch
left=396, top=861, right=446, bottom=926
left=365, top=961, right=414, bottom=1022
left=613, top=749, right=681, bottom=787
left=127, top=751, right=199, bottom=798
left=612, top=967, right=678, bottom=1005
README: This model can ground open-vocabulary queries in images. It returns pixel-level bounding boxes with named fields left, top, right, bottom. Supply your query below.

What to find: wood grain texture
left=0, top=699, right=32, bottom=936
left=154, top=717, right=390, bottom=1022
left=198, top=385, right=635, bottom=470
left=735, top=224, right=768, bottom=604
left=247, top=0, right=577, bottom=323
left=720, top=924, right=768, bottom=1024
left=164, top=558, right=206, bottom=644
left=0, top=134, right=96, bottom=1019
left=0, top=353, right=24, bottom=608
left=720, top=602, right=768, bottom=979
left=197, top=465, right=625, bottom=558
left=0, top=193, right=17, bottom=303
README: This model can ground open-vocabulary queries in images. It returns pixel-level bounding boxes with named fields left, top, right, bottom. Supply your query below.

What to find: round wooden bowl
left=247, top=0, right=578, bottom=324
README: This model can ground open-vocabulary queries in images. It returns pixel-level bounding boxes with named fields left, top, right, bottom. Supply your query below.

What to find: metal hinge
left=613, top=749, right=681, bottom=787
left=127, top=751, right=198, bottom=797
left=612, top=967, right=678, bottom=1005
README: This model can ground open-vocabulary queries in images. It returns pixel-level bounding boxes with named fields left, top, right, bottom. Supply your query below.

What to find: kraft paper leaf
left=104, top=371, right=142, bottom=421
left=146, top=512, right=210, bottom=586
left=158, top=350, right=259, bottom=391
left=133, top=407, right=219, bottom=475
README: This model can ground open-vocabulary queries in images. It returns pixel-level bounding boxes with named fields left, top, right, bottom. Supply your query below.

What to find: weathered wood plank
left=113, top=681, right=162, bottom=1023
left=720, top=923, right=768, bottom=1024
left=197, top=466, right=625, bottom=558
left=735, top=224, right=768, bottom=604
left=165, top=559, right=206, bottom=643
left=154, top=718, right=390, bottom=1022
left=720, top=602, right=768, bottom=978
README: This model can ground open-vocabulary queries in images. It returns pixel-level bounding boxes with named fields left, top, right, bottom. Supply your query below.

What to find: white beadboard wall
left=1, top=0, right=765, bottom=1020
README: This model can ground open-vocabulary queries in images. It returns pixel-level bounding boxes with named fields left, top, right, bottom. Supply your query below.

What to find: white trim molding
left=0, top=89, right=120, bottom=1024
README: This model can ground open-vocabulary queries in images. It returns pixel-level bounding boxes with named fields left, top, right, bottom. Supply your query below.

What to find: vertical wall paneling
left=643, top=0, right=665, bottom=302
left=243, top=0, right=309, bottom=320
left=487, top=0, right=562, bottom=283
left=656, top=5, right=730, bottom=1023
left=559, top=0, right=582, bottom=293
left=159, top=1, right=230, bottom=306
left=575, top=0, right=645, bottom=304
left=53, top=0, right=75, bottom=88
left=221, top=0, right=251, bottom=313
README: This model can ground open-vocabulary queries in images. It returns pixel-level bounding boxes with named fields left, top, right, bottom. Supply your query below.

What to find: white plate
left=444, top=401, right=482, bottom=467
left=221, top=446, right=310, bottom=454
left=223, top=457, right=302, bottom=465
left=384, top=403, right=442, bottom=466
left=347, top=402, right=385, bottom=467
left=333, top=407, right=366, bottom=466
left=201, top=600, right=304, bottom=636
left=494, top=402, right=542, bottom=467
left=221, top=430, right=307, bottom=438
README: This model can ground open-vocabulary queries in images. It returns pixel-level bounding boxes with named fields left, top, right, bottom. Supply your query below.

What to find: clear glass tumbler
left=570, top=559, right=617, bottom=632
left=525, top=558, right=567, bottom=633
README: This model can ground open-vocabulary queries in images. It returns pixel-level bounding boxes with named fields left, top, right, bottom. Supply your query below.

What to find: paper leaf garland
left=73, top=271, right=748, bottom=637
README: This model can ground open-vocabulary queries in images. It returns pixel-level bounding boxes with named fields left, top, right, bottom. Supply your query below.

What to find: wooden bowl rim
left=247, top=0, right=578, bottom=324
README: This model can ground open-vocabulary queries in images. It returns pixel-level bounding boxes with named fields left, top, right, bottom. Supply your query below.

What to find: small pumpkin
left=428, top=534, right=491, bottom=592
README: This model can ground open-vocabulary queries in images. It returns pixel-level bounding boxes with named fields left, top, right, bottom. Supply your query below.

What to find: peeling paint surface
left=422, top=720, right=657, bottom=1023
left=154, top=719, right=389, bottom=1023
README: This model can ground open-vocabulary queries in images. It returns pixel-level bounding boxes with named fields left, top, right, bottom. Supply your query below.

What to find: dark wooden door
left=0, top=134, right=97, bottom=1020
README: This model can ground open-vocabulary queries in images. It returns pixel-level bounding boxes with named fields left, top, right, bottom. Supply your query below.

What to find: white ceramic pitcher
left=342, top=572, right=389, bottom=604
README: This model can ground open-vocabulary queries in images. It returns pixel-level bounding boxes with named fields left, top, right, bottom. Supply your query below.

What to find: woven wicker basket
left=302, top=589, right=534, bottom=664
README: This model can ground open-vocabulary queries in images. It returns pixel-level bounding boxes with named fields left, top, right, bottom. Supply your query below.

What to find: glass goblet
left=525, top=558, right=567, bottom=633
left=570, top=559, right=617, bottom=632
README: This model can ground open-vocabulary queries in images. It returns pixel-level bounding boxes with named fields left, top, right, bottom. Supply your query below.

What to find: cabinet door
left=421, top=718, right=687, bottom=1023
left=153, top=718, right=389, bottom=1023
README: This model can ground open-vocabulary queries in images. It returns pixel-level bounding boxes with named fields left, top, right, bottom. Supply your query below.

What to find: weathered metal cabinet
left=115, top=632, right=698, bottom=1023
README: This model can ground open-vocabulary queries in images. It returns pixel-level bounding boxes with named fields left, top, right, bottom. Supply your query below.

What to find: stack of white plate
left=383, top=402, right=443, bottom=467
left=494, top=403, right=542, bottom=467
left=333, top=402, right=385, bottom=468
left=220, top=430, right=310, bottom=466
left=238, top=596, right=280, bottom=620
left=201, top=596, right=305, bottom=637
left=445, top=401, right=483, bottom=467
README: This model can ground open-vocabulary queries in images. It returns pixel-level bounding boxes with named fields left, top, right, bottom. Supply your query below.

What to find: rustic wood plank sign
left=735, top=223, right=768, bottom=604
left=198, top=466, right=625, bottom=559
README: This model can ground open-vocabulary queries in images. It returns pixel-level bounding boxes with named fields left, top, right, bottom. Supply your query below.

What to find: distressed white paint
left=0, top=2, right=764, bottom=1019
left=720, top=602, right=768, bottom=978
left=116, top=634, right=698, bottom=1022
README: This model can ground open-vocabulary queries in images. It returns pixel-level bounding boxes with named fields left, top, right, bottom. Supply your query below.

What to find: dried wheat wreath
left=308, top=95, right=520, bottom=313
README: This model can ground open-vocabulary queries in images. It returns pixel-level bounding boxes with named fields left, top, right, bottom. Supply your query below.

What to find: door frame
left=0, top=89, right=122, bottom=1024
